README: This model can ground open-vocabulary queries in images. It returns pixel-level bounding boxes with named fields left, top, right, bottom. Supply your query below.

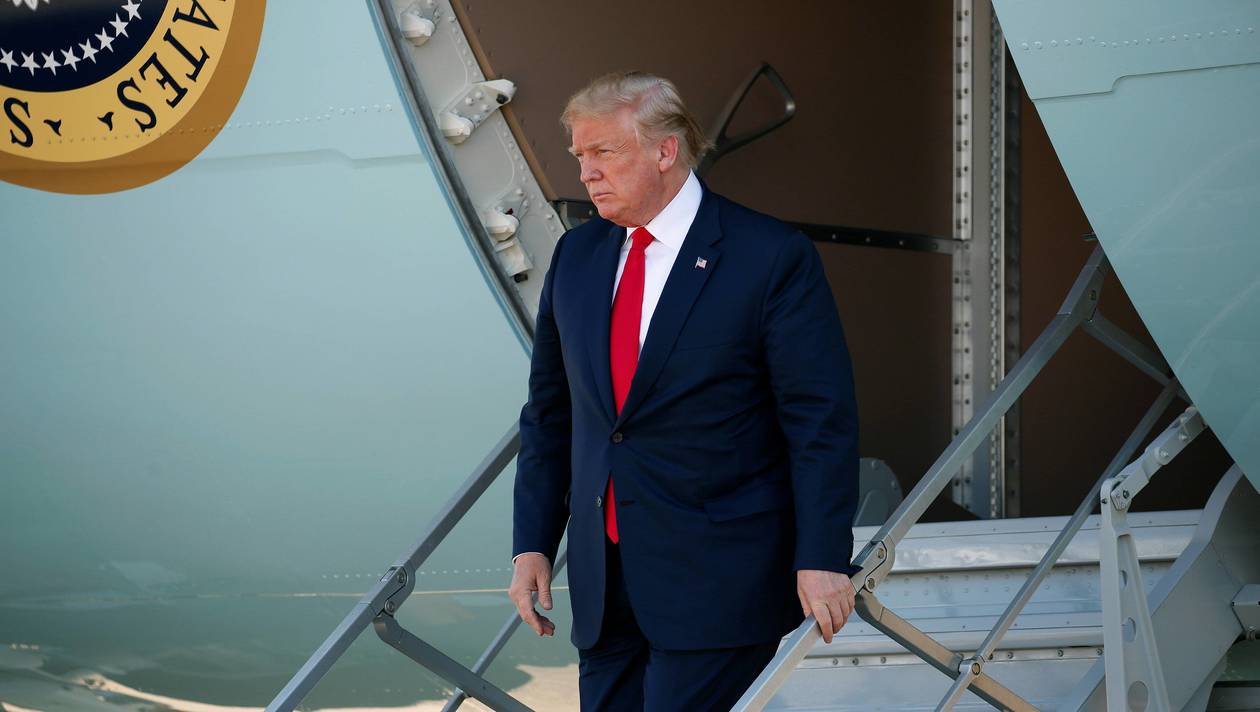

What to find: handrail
left=734, top=244, right=1192, bottom=711
left=266, top=424, right=526, bottom=712
left=871, top=245, right=1107, bottom=548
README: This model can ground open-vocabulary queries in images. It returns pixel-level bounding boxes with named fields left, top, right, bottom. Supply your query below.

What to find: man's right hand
left=508, top=553, right=556, bottom=637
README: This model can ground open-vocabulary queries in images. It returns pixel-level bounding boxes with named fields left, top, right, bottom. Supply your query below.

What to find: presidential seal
left=0, top=0, right=264, bottom=193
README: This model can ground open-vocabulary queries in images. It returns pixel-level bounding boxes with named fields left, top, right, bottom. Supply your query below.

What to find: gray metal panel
left=381, top=0, right=564, bottom=329
left=850, top=509, right=1196, bottom=572
left=950, top=0, right=1019, bottom=522
left=951, top=0, right=1011, bottom=519
left=1061, top=467, right=1260, bottom=710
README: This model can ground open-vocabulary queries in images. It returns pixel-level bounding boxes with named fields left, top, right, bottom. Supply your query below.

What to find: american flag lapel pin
left=695, top=256, right=708, bottom=270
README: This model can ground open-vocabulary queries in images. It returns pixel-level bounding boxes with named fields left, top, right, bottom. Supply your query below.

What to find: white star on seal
left=61, top=47, right=80, bottom=71
left=20, top=52, right=38, bottom=75
left=41, top=51, right=59, bottom=75
left=109, top=14, right=129, bottom=38
left=122, top=0, right=141, bottom=20
left=0, top=49, right=16, bottom=73
left=96, top=29, right=115, bottom=53
left=79, top=39, right=98, bottom=63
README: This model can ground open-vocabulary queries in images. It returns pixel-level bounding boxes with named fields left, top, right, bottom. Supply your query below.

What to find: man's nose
left=580, top=162, right=601, bottom=185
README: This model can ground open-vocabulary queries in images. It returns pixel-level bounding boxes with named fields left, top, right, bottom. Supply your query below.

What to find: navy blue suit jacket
left=513, top=182, right=860, bottom=651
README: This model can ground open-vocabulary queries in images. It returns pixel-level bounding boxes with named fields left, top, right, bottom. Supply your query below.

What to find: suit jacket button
left=611, top=432, right=624, bottom=443
left=595, top=495, right=603, bottom=508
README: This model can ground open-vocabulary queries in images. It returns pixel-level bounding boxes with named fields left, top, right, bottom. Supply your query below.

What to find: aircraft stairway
left=732, top=247, right=1260, bottom=711
left=764, top=468, right=1260, bottom=711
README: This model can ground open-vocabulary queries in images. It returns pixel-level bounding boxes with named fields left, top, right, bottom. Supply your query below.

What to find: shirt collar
left=624, top=170, right=702, bottom=251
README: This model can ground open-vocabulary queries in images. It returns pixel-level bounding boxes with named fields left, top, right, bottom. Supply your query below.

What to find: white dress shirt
left=612, top=170, right=704, bottom=352
left=514, top=171, right=703, bottom=566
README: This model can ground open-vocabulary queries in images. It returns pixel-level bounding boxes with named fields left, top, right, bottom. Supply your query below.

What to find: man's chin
left=593, top=203, right=633, bottom=227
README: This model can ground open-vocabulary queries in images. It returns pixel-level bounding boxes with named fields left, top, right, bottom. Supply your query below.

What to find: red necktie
left=606, top=226, right=654, bottom=543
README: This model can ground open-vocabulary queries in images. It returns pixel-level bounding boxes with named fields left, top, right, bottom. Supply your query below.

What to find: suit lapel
left=586, top=221, right=623, bottom=424
left=614, top=188, right=723, bottom=429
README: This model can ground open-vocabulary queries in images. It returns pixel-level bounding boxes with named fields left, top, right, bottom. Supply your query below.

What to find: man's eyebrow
left=567, top=141, right=603, bottom=156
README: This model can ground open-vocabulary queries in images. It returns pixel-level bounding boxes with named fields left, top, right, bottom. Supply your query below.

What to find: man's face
left=568, top=108, right=670, bottom=227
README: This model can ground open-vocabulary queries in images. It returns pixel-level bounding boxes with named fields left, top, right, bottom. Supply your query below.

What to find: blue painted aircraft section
left=992, top=0, right=1260, bottom=489
left=0, top=2, right=572, bottom=708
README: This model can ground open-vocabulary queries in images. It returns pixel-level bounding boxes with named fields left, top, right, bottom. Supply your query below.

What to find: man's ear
left=657, top=134, right=679, bottom=173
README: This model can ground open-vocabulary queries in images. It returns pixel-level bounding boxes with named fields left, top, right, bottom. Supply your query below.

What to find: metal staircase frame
left=733, top=245, right=1201, bottom=711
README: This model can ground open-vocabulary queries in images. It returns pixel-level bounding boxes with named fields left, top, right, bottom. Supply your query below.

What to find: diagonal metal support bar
left=375, top=616, right=533, bottom=712
left=266, top=424, right=521, bottom=712
left=935, top=378, right=1183, bottom=710
left=1103, top=407, right=1205, bottom=511
left=1082, top=312, right=1178, bottom=391
left=265, top=573, right=409, bottom=712
left=857, top=591, right=1039, bottom=712
left=391, top=425, right=521, bottom=576
left=441, top=549, right=570, bottom=712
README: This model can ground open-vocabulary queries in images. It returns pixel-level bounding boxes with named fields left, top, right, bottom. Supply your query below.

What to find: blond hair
left=561, top=71, right=712, bottom=168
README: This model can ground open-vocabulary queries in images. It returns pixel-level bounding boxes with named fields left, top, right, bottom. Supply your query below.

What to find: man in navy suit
left=509, top=71, right=860, bottom=711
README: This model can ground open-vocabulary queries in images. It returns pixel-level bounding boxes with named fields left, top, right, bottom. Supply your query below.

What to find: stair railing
left=733, top=244, right=1194, bottom=711
left=265, top=425, right=553, bottom=712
